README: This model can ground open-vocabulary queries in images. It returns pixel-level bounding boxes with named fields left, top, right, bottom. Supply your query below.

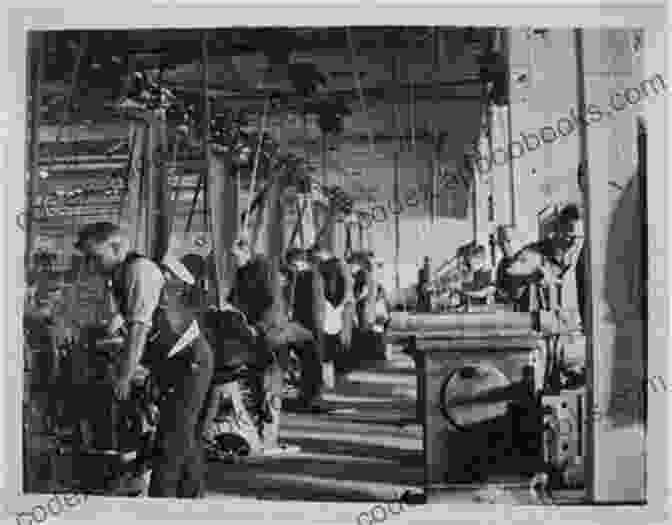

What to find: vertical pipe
left=574, top=27, right=595, bottom=502
left=201, top=34, right=211, bottom=234
left=26, top=31, right=44, bottom=272
left=321, top=133, right=333, bottom=251
left=503, top=29, right=518, bottom=227
left=200, top=31, right=216, bottom=296
left=392, top=52, right=403, bottom=292
left=472, top=159, right=479, bottom=242
left=394, top=151, right=401, bottom=292
left=321, top=133, right=328, bottom=186
left=152, top=113, right=170, bottom=261
left=143, top=119, right=153, bottom=256
left=431, top=27, right=441, bottom=223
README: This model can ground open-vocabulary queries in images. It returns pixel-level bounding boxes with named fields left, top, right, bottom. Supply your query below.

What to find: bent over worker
left=74, top=222, right=214, bottom=498
left=229, top=235, right=324, bottom=410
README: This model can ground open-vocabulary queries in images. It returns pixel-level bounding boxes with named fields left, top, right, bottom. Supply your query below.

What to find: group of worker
left=417, top=202, right=585, bottom=322
left=62, top=221, right=390, bottom=498
left=27, top=191, right=584, bottom=501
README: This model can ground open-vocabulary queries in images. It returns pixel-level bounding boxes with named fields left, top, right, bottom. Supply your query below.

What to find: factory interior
left=21, top=26, right=650, bottom=505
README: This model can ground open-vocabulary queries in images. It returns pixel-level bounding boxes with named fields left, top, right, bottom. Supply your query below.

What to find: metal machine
left=388, top=309, right=581, bottom=494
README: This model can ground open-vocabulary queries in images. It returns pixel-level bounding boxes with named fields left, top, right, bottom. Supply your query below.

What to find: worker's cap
left=557, top=203, right=582, bottom=223
left=74, top=221, right=121, bottom=251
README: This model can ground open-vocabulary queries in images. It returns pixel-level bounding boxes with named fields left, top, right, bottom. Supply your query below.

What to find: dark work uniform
left=416, top=264, right=431, bottom=313
left=112, top=252, right=214, bottom=498
left=229, top=256, right=322, bottom=403
left=462, top=268, right=493, bottom=306
left=495, top=255, right=516, bottom=304
left=288, top=266, right=326, bottom=363
left=506, top=239, right=569, bottom=312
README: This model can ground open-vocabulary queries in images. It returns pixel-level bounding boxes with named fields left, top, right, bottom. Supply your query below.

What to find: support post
left=265, top=170, right=285, bottom=274
left=26, top=31, right=44, bottom=272
left=141, top=117, right=153, bottom=256
left=503, top=29, right=518, bottom=227
left=209, top=152, right=238, bottom=307
left=573, top=28, right=596, bottom=501
left=321, top=133, right=334, bottom=252
left=201, top=31, right=211, bottom=237
left=149, top=111, right=170, bottom=261
left=430, top=27, right=441, bottom=223
left=119, top=119, right=146, bottom=252
left=472, top=159, right=480, bottom=243
left=393, top=151, right=401, bottom=292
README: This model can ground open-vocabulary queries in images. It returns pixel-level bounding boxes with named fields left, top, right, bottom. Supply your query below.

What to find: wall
left=508, top=26, right=649, bottom=502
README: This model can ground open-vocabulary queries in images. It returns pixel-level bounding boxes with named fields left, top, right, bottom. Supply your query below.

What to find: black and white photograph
left=6, top=5, right=667, bottom=521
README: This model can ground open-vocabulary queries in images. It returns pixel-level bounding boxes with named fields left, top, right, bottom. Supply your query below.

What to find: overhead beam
left=39, top=130, right=470, bottom=163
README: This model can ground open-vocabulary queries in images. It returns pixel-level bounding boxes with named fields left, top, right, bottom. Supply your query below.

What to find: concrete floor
left=204, top=350, right=424, bottom=502
left=203, top=348, right=586, bottom=504
left=27, top=346, right=586, bottom=504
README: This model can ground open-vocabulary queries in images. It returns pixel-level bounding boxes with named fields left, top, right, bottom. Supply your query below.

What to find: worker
left=504, top=204, right=584, bottom=313
left=229, top=236, right=324, bottom=411
left=283, top=247, right=327, bottom=406
left=460, top=244, right=496, bottom=308
left=416, top=256, right=432, bottom=313
left=494, top=225, right=518, bottom=304
left=74, top=222, right=214, bottom=498
left=310, top=246, right=354, bottom=375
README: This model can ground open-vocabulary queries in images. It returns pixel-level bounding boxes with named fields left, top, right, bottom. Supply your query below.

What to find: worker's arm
left=115, top=259, right=164, bottom=399
left=340, top=260, right=355, bottom=348
left=118, top=322, right=151, bottom=385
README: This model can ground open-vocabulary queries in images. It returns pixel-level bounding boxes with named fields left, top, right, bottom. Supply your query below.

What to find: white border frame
left=1, top=3, right=668, bottom=524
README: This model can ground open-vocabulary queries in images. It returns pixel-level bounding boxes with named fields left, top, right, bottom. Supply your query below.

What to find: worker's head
left=231, top=235, right=252, bottom=268
left=556, top=203, right=584, bottom=241
left=74, top=222, right=128, bottom=274
left=496, top=225, right=516, bottom=256
left=467, top=244, right=487, bottom=272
